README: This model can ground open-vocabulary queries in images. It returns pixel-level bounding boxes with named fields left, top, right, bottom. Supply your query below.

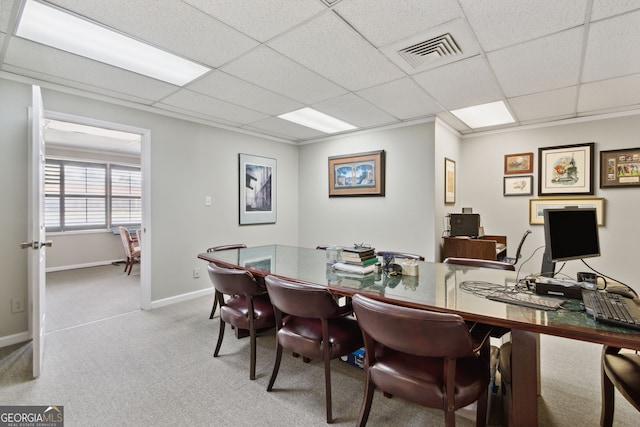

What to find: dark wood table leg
left=510, top=329, right=540, bottom=427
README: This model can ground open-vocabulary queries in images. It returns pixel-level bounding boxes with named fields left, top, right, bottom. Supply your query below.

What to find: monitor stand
left=540, top=249, right=556, bottom=277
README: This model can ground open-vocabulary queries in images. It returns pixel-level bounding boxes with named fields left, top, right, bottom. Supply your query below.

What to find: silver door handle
left=20, top=241, right=53, bottom=249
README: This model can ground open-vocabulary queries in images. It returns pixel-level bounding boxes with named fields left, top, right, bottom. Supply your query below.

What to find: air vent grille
left=398, top=33, right=461, bottom=68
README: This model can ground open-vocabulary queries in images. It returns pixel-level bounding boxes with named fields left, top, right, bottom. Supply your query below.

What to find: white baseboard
left=46, top=260, right=123, bottom=272
left=150, top=287, right=214, bottom=309
left=0, top=331, right=30, bottom=349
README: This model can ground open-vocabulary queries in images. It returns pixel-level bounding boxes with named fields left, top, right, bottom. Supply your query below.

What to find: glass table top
left=199, top=244, right=640, bottom=349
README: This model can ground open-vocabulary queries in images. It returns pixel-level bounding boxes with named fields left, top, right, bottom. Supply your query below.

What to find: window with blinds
left=45, top=159, right=141, bottom=231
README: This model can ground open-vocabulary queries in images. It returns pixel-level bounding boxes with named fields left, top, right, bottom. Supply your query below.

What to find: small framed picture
left=600, top=148, right=640, bottom=188
left=239, top=153, right=276, bottom=225
left=444, top=157, right=455, bottom=204
left=504, top=175, right=533, bottom=196
left=504, top=152, right=533, bottom=175
left=538, top=143, right=594, bottom=196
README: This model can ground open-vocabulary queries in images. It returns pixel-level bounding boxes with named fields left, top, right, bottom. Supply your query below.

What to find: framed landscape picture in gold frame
left=444, top=157, right=455, bottom=204
left=529, top=197, right=605, bottom=225
left=328, top=150, right=385, bottom=197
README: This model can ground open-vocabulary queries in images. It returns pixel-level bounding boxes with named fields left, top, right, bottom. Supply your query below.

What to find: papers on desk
left=332, top=262, right=375, bottom=275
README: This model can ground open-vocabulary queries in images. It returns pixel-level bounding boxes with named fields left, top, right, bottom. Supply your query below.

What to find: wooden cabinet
left=443, top=235, right=507, bottom=261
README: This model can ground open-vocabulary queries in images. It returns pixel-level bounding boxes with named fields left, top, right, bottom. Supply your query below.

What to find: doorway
left=41, top=111, right=151, bottom=332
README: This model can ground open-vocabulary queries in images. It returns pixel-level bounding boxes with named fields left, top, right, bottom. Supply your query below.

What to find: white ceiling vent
left=381, top=18, right=480, bottom=74
left=398, top=33, right=462, bottom=69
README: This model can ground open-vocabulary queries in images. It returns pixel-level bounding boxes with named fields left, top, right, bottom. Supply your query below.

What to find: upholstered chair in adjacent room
left=118, top=226, right=140, bottom=275
left=352, top=294, right=491, bottom=427
left=206, top=263, right=275, bottom=380
left=206, top=244, right=247, bottom=318
left=264, top=275, right=363, bottom=423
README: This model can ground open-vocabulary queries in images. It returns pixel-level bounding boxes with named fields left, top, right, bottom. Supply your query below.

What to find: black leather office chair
left=501, top=230, right=531, bottom=265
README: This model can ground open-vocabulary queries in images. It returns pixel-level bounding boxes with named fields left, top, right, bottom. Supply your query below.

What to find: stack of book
left=341, top=247, right=378, bottom=267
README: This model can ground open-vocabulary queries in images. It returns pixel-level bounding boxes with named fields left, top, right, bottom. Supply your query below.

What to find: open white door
left=23, top=85, right=50, bottom=379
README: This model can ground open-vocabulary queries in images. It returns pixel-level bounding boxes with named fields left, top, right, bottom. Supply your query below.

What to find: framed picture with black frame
left=538, top=142, right=594, bottom=196
left=239, top=153, right=276, bottom=225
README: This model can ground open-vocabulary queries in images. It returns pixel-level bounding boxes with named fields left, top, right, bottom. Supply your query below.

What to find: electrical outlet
left=193, top=268, right=201, bottom=279
left=11, top=297, right=25, bottom=314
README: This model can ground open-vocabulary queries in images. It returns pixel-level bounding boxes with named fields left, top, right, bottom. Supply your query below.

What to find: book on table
left=342, top=256, right=379, bottom=266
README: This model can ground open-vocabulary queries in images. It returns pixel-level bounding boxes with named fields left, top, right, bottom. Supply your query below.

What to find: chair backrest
left=207, top=263, right=263, bottom=296
left=207, top=244, right=247, bottom=252
left=265, top=275, right=340, bottom=320
left=443, top=257, right=516, bottom=271
left=135, top=229, right=142, bottom=245
left=352, top=294, right=475, bottom=358
left=376, top=251, right=425, bottom=261
left=511, top=230, right=532, bottom=265
left=118, top=227, right=134, bottom=257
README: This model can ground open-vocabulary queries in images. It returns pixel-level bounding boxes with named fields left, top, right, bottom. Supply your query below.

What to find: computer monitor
left=541, top=207, right=600, bottom=276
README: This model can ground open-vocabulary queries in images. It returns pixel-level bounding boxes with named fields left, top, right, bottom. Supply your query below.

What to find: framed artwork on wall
left=444, top=157, right=455, bottom=205
left=529, top=197, right=605, bottom=225
left=239, top=153, right=276, bottom=225
left=538, top=142, right=594, bottom=196
left=504, top=175, right=533, bottom=196
left=600, top=148, right=640, bottom=188
left=328, top=150, right=385, bottom=197
left=504, top=152, right=533, bottom=174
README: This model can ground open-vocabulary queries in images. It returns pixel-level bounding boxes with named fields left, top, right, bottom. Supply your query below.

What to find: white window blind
left=45, top=159, right=140, bottom=231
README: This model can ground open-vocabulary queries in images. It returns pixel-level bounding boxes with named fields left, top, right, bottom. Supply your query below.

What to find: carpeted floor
left=0, top=266, right=638, bottom=426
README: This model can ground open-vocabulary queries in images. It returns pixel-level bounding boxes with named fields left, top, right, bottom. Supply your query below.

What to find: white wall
left=459, top=114, right=640, bottom=293
left=298, top=121, right=436, bottom=260
left=0, top=78, right=299, bottom=339
left=434, top=120, right=462, bottom=261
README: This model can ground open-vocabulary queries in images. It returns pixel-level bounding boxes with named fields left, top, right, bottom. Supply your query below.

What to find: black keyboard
left=582, top=290, right=640, bottom=331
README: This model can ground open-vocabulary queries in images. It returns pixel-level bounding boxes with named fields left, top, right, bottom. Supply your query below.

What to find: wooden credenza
left=442, top=235, right=507, bottom=261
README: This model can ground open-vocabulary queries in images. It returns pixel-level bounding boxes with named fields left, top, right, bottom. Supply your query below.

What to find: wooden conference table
left=198, top=245, right=640, bottom=427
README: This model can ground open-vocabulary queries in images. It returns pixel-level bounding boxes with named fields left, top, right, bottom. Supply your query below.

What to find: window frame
left=45, top=157, right=141, bottom=232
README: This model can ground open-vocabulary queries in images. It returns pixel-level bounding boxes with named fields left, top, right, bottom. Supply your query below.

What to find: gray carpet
left=0, top=266, right=638, bottom=426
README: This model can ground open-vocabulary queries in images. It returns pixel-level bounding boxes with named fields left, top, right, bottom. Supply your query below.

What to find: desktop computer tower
left=449, top=214, right=481, bottom=238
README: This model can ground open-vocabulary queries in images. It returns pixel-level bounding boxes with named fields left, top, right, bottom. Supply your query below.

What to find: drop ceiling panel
left=245, top=117, right=325, bottom=141
left=158, top=89, right=268, bottom=125
left=578, top=73, right=640, bottom=113
left=183, top=0, right=326, bottom=43
left=48, top=0, right=259, bottom=68
left=221, top=46, right=348, bottom=104
left=312, top=93, right=398, bottom=128
left=460, top=0, right=588, bottom=51
left=187, top=71, right=303, bottom=116
left=356, top=77, right=442, bottom=120
left=334, top=0, right=462, bottom=48
left=413, top=56, right=503, bottom=110
left=487, top=28, right=584, bottom=97
left=4, top=38, right=178, bottom=103
left=509, top=86, right=578, bottom=122
left=591, top=0, right=640, bottom=21
left=582, top=10, right=640, bottom=82
left=268, top=12, right=405, bottom=91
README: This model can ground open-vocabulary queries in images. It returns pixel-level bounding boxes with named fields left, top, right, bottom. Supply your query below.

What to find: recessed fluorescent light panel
left=16, top=0, right=210, bottom=86
left=450, top=101, right=515, bottom=129
left=278, top=108, right=357, bottom=134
